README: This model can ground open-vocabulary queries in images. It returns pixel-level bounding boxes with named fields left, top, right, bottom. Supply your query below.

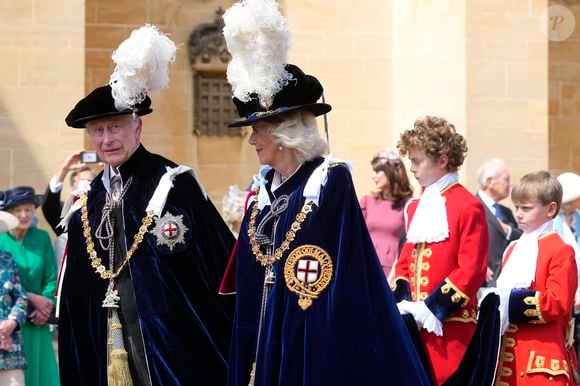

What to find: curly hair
left=397, top=116, right=468, bottom=171
left=370, top=152, right=413, bottom=209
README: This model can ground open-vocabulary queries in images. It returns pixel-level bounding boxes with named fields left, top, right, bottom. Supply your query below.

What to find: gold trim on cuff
left=440, top=277, right=470, bottom=307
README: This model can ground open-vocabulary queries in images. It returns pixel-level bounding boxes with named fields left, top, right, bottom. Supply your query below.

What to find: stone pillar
left=0, top=1, right=85, bottom=192
left=391, top=0, right=550, bottom=193
left=549, top=0, right=580, bottom=174
left=287, top=0, right=394, bottom=196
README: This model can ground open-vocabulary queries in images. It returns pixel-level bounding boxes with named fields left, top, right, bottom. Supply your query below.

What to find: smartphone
left=80, top=151, right=101, bottom=164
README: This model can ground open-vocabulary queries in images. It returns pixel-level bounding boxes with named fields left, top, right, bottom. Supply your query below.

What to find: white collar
left=496, top=220, right=554, bottom=289
left=406, top=172, right=459, bottom=243
left=253, top=154, right=351, bottom=210
left=102, top=165, right=122, bottom=194
left=478, top=190, right=496, bottom=212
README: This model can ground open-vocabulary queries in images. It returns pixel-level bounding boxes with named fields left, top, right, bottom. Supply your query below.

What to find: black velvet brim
left=227, top=103, right=331, bottom=128
left=68, top=109, right=153, bottom=128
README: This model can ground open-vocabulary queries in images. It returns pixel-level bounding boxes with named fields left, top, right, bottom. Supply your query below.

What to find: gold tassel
left=248, top=362, right=256, bottom=386
left=107, top=308, right=134, bottom=386
left=108, top=349, right=133, bottom=386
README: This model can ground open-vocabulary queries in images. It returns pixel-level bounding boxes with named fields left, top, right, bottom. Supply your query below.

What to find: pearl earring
left=278, top=145, right=283, bottom=151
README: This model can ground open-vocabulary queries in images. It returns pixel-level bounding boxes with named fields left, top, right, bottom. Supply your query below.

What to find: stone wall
left=0, top=1, right=85, bottom=195
left=287, top=0, right=394, bottom=196
left=549, top=0, right=580, bottom=174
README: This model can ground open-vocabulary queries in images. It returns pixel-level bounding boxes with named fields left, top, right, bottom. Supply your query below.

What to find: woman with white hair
left=220, top=2, right=429, bottom=383
left=221, top=62, right=430, bottom=386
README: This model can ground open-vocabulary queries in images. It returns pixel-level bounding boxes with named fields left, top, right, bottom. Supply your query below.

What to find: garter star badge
left=151, top=212, right=188, bottom=251
left=284, top=244, right=333, bottom=310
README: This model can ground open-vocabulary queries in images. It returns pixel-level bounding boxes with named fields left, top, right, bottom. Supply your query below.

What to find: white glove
left=397, top=300, right=443, bottom=336
left=477, top=287, right=511, bottom=335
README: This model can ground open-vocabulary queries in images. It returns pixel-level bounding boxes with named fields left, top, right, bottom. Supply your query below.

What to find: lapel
left=476, top=192, right=504, bottom=234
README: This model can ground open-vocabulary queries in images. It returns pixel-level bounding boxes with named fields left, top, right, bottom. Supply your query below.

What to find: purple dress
left=360, top=194, right=406, bottom=279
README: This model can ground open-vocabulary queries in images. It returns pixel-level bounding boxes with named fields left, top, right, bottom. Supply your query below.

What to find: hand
left=0, top=335, right=13, bottom=351
left=486, top=267, right=494, bottom=283
left=29, top=310, right=48, bottom=326
left=0, top=319, right=16, bottom=338
left=477, top=287, right=511, bottom=335
left=397, top=300, right=416, bottom=316
left=56, top=149, right=87, bottom=183
left=0, top=319, right=16, bottom=351
left=397, top=300, right=443, bottom=336
left=28, top=293, right=54, bottom=319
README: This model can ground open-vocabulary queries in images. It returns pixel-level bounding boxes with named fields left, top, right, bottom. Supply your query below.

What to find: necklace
left=277, top=171, right=288, bottom=184
left=80, top=193, right=155, bottom=281
left=247, top=189, right=314, bottom=266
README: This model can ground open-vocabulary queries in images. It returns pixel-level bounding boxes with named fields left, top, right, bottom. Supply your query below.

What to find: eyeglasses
left=86, top=124, right=126, bottom=138
left=85, top=116, right=138, bottom=137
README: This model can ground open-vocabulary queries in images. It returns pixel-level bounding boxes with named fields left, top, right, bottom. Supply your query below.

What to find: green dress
left=0, top=227, right=59, bottom=386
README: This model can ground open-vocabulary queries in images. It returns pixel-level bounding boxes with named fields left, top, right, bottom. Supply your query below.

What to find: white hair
left=267, top=110, right=328, bottom=164
left=477, top=158, right=507, bottom=189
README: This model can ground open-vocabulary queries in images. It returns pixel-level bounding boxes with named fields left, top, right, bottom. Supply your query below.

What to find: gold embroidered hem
left=445, top=307, right=477, bottom=324
left=525, top=350, right=570, bottom=379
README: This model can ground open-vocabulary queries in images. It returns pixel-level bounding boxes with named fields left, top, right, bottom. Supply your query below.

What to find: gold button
left=548, top=376, right=553, bottom=382
left=520, top=372, right=524, bottom=377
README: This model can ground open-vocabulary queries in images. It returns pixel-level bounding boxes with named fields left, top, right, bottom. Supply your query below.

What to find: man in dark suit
left=476, top=158, right=522, bottom=286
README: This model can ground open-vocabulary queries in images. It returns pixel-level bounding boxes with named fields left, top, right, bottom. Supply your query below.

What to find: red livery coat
left=496, top=232, right=578, bottom=386
left=394, top=183, right=488, bottom=385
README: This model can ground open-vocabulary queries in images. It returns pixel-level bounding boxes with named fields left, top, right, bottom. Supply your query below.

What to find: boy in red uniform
left=493, top=171, right=577, bottom=385
left=393, top=116, right=489, bottom=385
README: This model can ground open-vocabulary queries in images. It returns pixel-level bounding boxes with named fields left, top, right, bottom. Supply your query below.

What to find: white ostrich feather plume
left=109, top=24, right=177, bottom=111
left=223, top=0, right=292, bottom=109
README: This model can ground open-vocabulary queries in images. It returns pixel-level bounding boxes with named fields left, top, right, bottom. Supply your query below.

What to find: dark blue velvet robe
left=228, top=157, right=430, bottom=386
left=59, top=145, right=235, bottom=386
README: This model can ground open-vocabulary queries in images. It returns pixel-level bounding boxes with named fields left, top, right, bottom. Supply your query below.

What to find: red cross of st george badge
left=151, top=212, right=188, bottom=251
left=296, top=259, right=319, bottom=284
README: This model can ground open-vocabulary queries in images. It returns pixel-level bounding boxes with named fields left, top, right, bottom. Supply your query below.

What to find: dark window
left=193, top=72, right=243, bottom=136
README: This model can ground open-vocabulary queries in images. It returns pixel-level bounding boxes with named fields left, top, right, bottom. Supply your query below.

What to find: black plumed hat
left=227, top=64, right=331, bottom=128
left=65, top=85, right=153, bottom=128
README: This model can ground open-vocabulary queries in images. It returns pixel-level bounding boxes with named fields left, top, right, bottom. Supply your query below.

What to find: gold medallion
left=284, top=244, right=333, bottom=310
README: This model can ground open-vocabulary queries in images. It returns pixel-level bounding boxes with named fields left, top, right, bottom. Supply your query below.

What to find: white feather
left=223, top=0, right=292, bottom=109
left=109, top=24, right=177, bottom=111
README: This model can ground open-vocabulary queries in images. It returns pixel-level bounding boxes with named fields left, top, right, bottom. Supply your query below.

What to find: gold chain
left=247, top=189, right=314, bottom=266
left=80, top=193, right=155, bottom=280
